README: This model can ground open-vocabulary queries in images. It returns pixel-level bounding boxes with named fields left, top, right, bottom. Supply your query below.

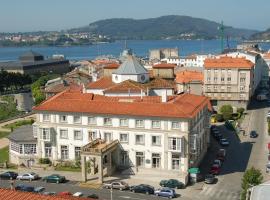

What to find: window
left=228, top=69, right=232, bottom=74
left=19, top=144, right=23, bottom=154
left=152, top=153, right=161, bottom=168
left=214, top=77, right=218, bottom=82
left=214, top=85, right=218, bottom=90
left=104, top=118, right=112, bottom=126
left=45, top=143, right=52, bottom=157
left=240, top=85, right=245, bottom=91
left=120, top=119, right=128, bottom=127
left=75, top=147, right=81, bottom=160
left=42, top=128, right=50, bottom=140
left=240, top=78, right=246, bottom=83
left=172, top=122, right=180, bottom=129
left=152, top=135, right=161, bottom=146
left=24, top=144, right=36, bottom=154
left=74, top=130, right=83, bottom=140
left=135, top=120, right=144, bottom=128
left=152, top=120, right=161, bottom=129
left=207, top=77, right=211, bottom=82
left=120, top=133, right=129, bottom=143
left=10, top=142, right=20, bottom=153
left=169, top=137, right=181, bottom=151
left=88, top=117, right=96, bottom=125
left=136, top=152, right=145, bottom=167
left=104, top=132, right=112, bottom=142
left=73, top=116, right=81, bottom=124
left=227, top=86, right=231, bottom=92
left=221, top=93, right=225, bottom=98
left=221, top=77, right=225, bottom=82
left=60, top=115, right=67, bottom=123
left=227, top=77, right=231, bottom=82
left=88, top=131, right=97, bottom=141
left=120, top=151, right=129, bottom=166
left=43, top=114, right=50, bottom=122
left=135, top=135, right=144, bottom=145
left=61, top=145, right=69, bottom=160
left=60, top=129, right=68, bottom=139
left=33, top=125, right=38, bottom=138
left=172, top=154, right=180, bottom=170
left=214, top=69, right=218, bottom=74
left=221, top=69, right=226, bottom=74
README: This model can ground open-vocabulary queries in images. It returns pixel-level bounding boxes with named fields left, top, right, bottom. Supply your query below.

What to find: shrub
left=219, top=105, right=233, bottom=121
left=39, top=158, right=51, bottom=165
left=232, top=113, right=241, bottom=120
left=241, top=167, right=263, bottom=200
left=237, top=107, right=245, bottom=115
left=215, top=114, right=224, bottom=122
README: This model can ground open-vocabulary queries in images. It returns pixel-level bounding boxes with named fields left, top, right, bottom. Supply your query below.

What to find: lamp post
left=110, top=187, right=113, bottom=200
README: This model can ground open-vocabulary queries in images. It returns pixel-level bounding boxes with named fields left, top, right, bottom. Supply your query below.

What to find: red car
left=210, top=164, right=221, bottom=175
left=58, top=191, right=72, bottom=196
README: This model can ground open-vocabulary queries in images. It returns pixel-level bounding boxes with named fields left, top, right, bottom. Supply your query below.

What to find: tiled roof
left=175, top=70, right=203, bottom=84
left=263, top=53, right=270, bottom=59
left=204, top=56, right=254, bottom=69
left=0, top=188, right=93, bottom=200
left=33, top=90, right=210, bottom=119
left=103, top=63, right=120, bottom=69
left=86, top=77, right=115, bottom=89
left=147, top=78, right=175, bottom=89
left=104, top=80, right=145, bottom=94
left=153, top=63, right=176, bottom=69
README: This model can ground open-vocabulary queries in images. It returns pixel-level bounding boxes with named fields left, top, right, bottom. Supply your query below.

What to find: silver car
left=17, top=172, right=39, bottom=181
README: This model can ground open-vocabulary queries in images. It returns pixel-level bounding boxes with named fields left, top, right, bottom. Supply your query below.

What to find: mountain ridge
left=68, top=15, right=258, bottom=40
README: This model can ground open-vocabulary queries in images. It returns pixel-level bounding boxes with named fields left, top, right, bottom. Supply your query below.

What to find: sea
left=0, top=40, right=270, bottom=61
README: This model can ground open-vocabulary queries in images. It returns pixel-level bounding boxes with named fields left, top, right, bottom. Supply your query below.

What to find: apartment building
left=30, top=90, right=210, bottom=184
left=203, top=56, right=254, bottom=108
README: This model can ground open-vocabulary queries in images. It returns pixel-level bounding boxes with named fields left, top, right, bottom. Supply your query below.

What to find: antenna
left=218, top=21, right=225, bottom=53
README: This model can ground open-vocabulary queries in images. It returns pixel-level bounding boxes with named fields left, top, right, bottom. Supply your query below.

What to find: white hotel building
left=10, top=55, right=211, bottom=184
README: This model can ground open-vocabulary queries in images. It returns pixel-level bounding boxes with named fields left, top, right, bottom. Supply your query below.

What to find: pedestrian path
left=199, top=186, right=240, bottom=200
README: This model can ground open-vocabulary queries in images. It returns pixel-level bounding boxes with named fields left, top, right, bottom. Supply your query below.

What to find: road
left=194, top=99, right=269, bottom=200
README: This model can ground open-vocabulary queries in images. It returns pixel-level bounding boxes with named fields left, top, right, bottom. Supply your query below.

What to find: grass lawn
left=0, top=131, right=10, bottom=139
left=3, top=119, right=34, bottom=130
left=55, top=166, right=81, bottom=172
left=0, top=146, right=9, bottom=163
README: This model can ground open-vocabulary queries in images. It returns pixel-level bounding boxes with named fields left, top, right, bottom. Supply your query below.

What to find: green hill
left=68, top=15, right=257, bottom=40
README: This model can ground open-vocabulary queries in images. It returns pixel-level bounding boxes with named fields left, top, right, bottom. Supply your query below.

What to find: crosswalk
left=198, top=186, right=240, bottom=200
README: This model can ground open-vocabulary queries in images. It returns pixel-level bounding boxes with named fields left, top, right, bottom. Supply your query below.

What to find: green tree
left=219, top=104, right=233, bottom=121
left=241, top=167, right=263, bottom=200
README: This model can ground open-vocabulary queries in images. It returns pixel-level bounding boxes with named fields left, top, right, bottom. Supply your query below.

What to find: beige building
left=203, top=56, right=255, bottom=109
left=149, top=48, right=179, bottom=61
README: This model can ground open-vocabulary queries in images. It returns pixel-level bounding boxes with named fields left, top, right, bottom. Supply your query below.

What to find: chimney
left=161, top=90, right=167, bottom=103
left=140, top=89, right=143, bottom=100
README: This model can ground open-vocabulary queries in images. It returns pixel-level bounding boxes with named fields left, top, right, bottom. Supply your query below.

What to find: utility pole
left=218, top=21, right=225, bottom=53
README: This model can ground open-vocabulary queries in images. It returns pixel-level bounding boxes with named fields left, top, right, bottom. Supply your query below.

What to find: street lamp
left=110, top=187, right=113, bottom=200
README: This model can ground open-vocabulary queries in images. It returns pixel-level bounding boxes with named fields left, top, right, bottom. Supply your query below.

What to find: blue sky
left=0, top=0, right=269, bottom=32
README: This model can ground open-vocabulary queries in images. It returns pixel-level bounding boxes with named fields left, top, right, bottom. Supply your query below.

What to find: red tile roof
left=175, top=70, right=203, bottom=84
left=86, top=77, right=115, bottom=89
left=104, top=80, right=145, bottom=94
left=204, top=56, right=254, bottom=69
left=153, top=63, right=176, bottom=69
left=0, top=188, right=93, bottom=200
left=33, top=90, right=210, bottom=119
left=103, top=63, right=120, bottom=69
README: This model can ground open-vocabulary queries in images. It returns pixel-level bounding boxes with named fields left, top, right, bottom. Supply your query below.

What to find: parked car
left=73, top=192, right=83, bottom=197
left=130, top=184, right=154, bottom=194
left=0, top=171, right=18, bottom=180
left=210, top=164, right=221, bottom=175
left=15, top=184, right=34, bottom=192
left=154, top=188, right=176, bottom=199
left=250, top=131, right=258, bottom=138
left=33, top=186, right=45, bottom=193
left=214, top=132, right=223, bottom=140
left=17, top=172, right=39, bottom=181
left=160, top=179, right=184, bottom=189
left=43, top=191, right=56, bottom=195
left=42, top=174, right=66, bottom=183
left=218, top=149, right=226, bottom=157
left=204, top=174, right=216, bottom=184
left=266, top=162, right=270, bottom=173
left=213, top=159, right=222, bottom=167
left=103, top=181, right=129, bottom=190
left=58, top=191, right=72, bottom=196
left=87, top=194, right=99, bottom=199
left=219, top=138, right=229, bottom=146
